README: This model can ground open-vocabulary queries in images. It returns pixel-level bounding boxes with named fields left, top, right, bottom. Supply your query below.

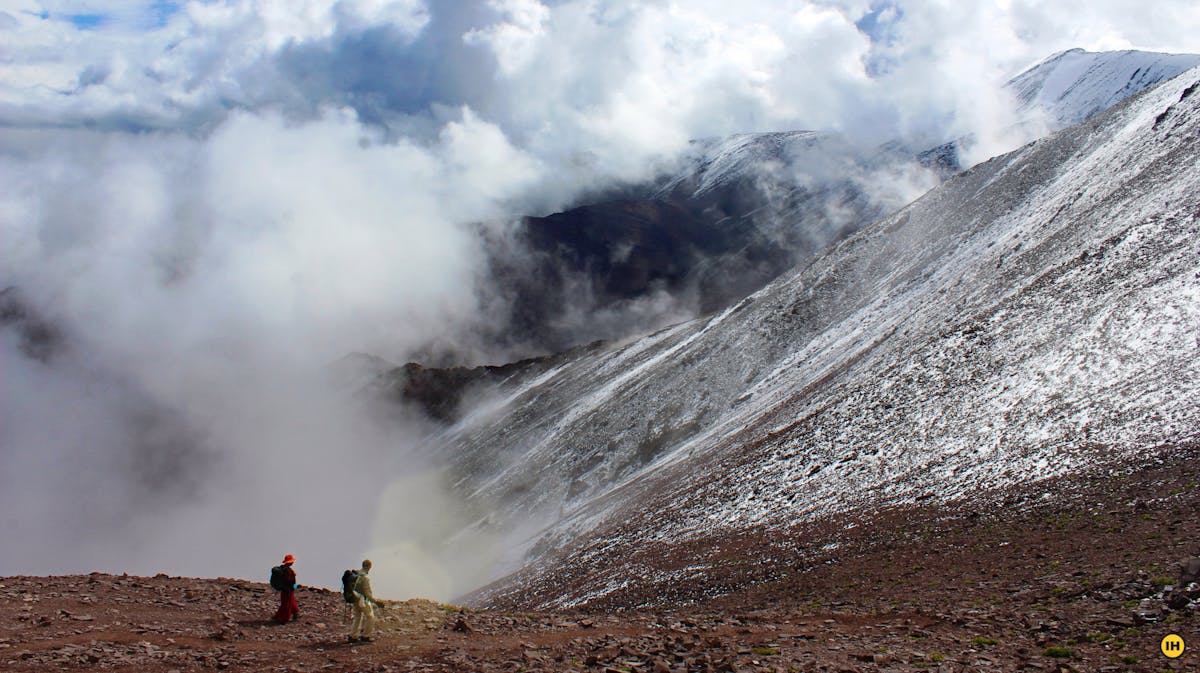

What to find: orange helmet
left=282, top=554, right=296, bottom=565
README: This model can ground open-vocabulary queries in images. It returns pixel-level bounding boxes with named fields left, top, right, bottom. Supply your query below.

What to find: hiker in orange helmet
left=272, top=553, right=299, bottom=624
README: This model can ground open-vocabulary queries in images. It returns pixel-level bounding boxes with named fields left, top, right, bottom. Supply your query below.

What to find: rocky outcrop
left=367, top=341, right=605, bottom=423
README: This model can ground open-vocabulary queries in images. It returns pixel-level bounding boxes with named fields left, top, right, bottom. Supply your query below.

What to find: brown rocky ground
left=3, top=450, right=1197, bottom=673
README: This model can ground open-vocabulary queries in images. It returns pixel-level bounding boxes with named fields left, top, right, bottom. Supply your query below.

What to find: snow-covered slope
left=1010, top=48, right=1200, bottom=128
left=479, top=50, right=1198, bottom=356
left=656, top=131, right=822, bottom=198
left=659, top=49, right=1200, bottom=199
left=417, top=65, right=1200, bottom=607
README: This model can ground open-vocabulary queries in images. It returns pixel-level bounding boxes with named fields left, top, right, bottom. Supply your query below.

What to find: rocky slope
left=412, top=64, right=1200, bottom=609
left=2, top=454, right=1196, bottom=672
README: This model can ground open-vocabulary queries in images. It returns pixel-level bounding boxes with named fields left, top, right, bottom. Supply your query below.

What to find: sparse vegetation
left=972, top=636, right=998, bottom=646
left=751, top=646, right=780, bottom=656
left=1044, top=646, right=1073, bottom=658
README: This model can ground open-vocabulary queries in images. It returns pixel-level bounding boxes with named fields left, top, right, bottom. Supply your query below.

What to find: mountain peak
left=1008, top=47, right=1200, bottom=127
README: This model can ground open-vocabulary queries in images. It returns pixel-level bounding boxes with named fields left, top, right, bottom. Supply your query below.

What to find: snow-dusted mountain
left=410, top=65, right=1200, bottom=607
left=482, top=130, right=909, bottom=354
left=1009, top=48, right=1200, bottom=128
left=655, top=49, right=1200, bottom=200
left=482, top=50, right=1198, bottom=356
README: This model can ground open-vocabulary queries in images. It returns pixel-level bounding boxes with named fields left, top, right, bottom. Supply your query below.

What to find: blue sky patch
left=68, top=12, right=111, bottom=30
left=146, top=0, right=181, bottom=29
left=856, top=0, right=904, bottom=77
left=57, top=2, right=180, bottom=31
left=855, top=0, right=902, bottom=43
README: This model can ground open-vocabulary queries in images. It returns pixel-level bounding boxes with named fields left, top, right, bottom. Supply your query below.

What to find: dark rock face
left=373, top=342, right=605, bottom=423
left=489, top=197, right=795, bottom=353
left=520, top=199, right=780, bottom=306
left=484, top=134, right=887, bottom=354
left=387, top=359, right=550, bottom=424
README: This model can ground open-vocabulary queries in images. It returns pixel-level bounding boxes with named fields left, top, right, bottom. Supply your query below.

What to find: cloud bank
left=2, top=0, right=1198, bottom=598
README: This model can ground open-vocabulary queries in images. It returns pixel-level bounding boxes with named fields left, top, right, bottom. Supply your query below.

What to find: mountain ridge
left=472, top=47, right=1200, bottom=357
left=1009, top=47, right=1200, bottom=127
left=422, top=63, right=1200, bottom=607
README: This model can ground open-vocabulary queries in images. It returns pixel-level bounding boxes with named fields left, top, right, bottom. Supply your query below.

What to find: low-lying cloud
left=0, top=108, right=547, bottom=594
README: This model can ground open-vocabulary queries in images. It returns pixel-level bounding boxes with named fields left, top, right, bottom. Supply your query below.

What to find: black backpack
left=341, top=569, right=359, bottom=603
left=270, top=565, right=289, bottom=591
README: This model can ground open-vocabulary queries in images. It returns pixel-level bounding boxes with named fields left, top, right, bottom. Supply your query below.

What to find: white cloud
left=7, top=1, right=1196, bottom=157
left=463, top=0, right=549, bottom=75
left=0, top=107, right=537, bottom=591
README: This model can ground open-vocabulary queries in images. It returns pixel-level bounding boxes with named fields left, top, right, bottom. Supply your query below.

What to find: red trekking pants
left=274, top=590, right=299, bottom=623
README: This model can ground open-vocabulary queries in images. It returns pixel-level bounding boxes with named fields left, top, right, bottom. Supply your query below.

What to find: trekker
left=349, top=559, right=383, bottom=642
left=272, top=553, right=300, bottom=624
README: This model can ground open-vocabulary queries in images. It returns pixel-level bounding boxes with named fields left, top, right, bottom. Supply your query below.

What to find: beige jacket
left=354, top=570, right=377, bottom=605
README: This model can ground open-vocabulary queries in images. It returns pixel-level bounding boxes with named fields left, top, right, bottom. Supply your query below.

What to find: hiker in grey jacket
left=349, top=559, right=382, bottom=642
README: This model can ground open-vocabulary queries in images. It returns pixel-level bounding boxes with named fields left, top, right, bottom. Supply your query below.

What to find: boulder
left=1178, top=556, right=1200, bottom=586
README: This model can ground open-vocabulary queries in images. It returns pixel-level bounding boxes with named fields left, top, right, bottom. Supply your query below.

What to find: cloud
left=3, top=0, right=1199, bottom=597
left=0, top=107, right=538, bottom=592
left=7, top=1, right=1197, bottom=161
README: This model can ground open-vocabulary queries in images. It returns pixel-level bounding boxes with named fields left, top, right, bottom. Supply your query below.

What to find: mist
left=0, top=112, right=535, bottom=597
left=3, top=0, right=1199, bottom=600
